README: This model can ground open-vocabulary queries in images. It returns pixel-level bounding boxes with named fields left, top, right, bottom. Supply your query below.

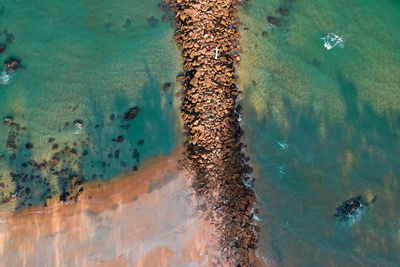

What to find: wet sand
left=0, top=149, right=217, bottom=266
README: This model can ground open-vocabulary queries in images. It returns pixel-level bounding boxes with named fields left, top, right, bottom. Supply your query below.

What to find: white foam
left=73, top=125, right=82, bottom=135
left=322, top=33, right=344, bottom=50
left=0, top=71, right=10, bottom=85
left=277, top=139, right=288, bottom=150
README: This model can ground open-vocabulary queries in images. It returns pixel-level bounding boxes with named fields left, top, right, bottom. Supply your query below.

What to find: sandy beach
left=0, top=149, right=219, bottom=267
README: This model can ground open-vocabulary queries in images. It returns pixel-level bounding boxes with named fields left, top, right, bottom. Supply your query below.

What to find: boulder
left=4, top=57, right=21, bottom=72
left=334, top=195, right=367, bottom=218
left=0, top=44, right=5, bottom=54
left=123, top=107, right=139, bottom=121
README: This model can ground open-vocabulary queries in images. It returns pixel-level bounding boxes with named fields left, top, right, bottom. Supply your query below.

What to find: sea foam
left=322, top=33, right=344, bottom=50
left=0, top=71, right=10, bottom=85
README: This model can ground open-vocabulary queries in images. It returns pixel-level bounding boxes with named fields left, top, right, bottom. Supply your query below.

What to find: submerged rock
left=163, top=82, right=172, bottom=90
left=6, top=32, right=14, bottom=43
left=74, top=119, right=83, bottom=127
left=334, top=195, right=371, bottom=218
left=123, top=18, right=132, bottom=28
left=267, top=16, right=280, bottom=25
left=123, top=107, right=139, bottom=121
left=25, top=143, right=34, bottom=150
left=278, top=8, right=289, bottom=16
left=112, top=135, right=124, bottom=142
left=0, top=43, right=5, bottom=54
left=147, top=16, right=159, bottom=26
left=4, top=57, right=21, bottom=72
left=4, top=116, right=14, bottom=124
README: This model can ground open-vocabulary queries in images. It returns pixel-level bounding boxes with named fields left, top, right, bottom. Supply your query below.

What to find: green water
left=239, top=0, right=400, bottom=266
left=0, top=0, right=181, bottom=209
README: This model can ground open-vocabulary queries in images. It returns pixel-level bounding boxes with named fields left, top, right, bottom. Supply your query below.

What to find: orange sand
left=0, top=150, right=216, bottom=267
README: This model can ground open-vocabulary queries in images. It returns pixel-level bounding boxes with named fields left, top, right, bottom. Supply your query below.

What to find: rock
left=147, top=16, right=159, bottom=26
left=114, top=149, right=120, bottom=159
left=82, top=149, right=88, bottom=156
left=190, top=77, right=198, bottom=86
left=123, top=107, right=139, bottom=121
left=0, top=44, right=5, bottom=54
left=112, top=135, right=124, bottom=142
left=278, top=8, right=289, bottom=16
left=6, top=134, right=16, bottom=150
left=4, top=57, right=21, bottom=72
left=70, top=149, right=77, bottom=156
left=123, top=18, right=132, bottom=28
left=6, top=33, right=14, bottom=43
left=60, top=191, right=70, bottom=202
left=334, top=195, right=367, bottom=218
left=267, top=16, right=280, bottom=25
left=132, top=149, right=139, bottom=159
left=4, top=116, right=13, bottom=124
left=176, top=72, right=185, bottom=83
left=163, top=82, right=172, bottom=90
left=25, top=143, right=34, bottom=150
left=74, top=119, right=83, bottom=127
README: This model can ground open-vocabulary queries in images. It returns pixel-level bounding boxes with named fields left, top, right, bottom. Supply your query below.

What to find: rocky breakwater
left=165, top=0, right=258, bottom=265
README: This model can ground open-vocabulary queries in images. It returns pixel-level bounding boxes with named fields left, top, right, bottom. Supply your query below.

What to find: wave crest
left=322, top=33, right=344, bottom=50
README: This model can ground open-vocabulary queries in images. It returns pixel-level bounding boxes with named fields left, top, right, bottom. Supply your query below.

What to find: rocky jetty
left=166, top=0, right=257, bottom=265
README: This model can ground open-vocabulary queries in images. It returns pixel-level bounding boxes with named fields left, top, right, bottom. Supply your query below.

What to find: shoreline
left=0, top=147, right=219, bottom=266
left=166, top=0, right=259, bottom=265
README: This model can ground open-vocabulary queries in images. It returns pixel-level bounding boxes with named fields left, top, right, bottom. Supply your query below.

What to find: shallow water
left=239, top=0, right=400, bottom=266
left=0, top=0, right=181, bottom=210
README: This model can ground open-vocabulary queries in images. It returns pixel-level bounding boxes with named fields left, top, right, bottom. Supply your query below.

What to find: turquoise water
left=239, top=0, right=400, bottom=266
left=0, top=0, right=181, bottom=209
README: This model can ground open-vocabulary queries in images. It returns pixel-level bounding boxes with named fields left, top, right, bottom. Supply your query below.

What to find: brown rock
left=123, top=107, right=139, bottom=121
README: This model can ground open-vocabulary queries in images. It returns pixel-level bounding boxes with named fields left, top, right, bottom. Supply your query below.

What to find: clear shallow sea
left=239, top=0, right=400, bottom=266
left=0, top=0, right=181, bottom=210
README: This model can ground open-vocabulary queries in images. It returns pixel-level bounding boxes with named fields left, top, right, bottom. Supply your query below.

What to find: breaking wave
left=322, top=33, right=344, bottom=50
left=0, top=71, right=11, bottom=85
